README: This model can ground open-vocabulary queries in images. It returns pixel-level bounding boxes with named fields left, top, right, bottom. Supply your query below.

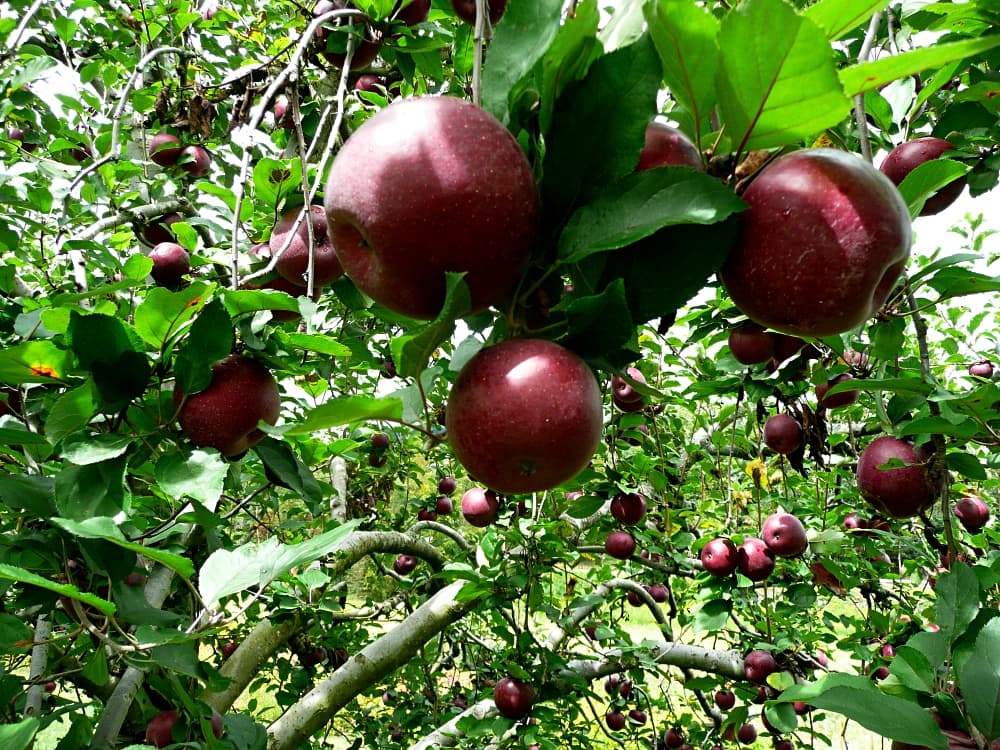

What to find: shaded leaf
left=934, top=561, right=980, bottom=642
left=173, top=298, right=234, bottom=396
left=0, top=475, right=55, bottom=515
left=957, top=616, right=1000, bottom=740
left=890, top=645, right=935, bottom=693
left=253, top=437, right=324, bottom=515
left=897, top=159, right=970, bottom=218
left=44, top=381, right=99, bottom=444
left=0, top=563, right=115, bottom=617
left=54, top=458, right=130, bottom=521
left=391, top=273, right=470, bottom=378
left=50, top=516, right=195, bottom=579
left=559, top=279, right=634, bottom=359
left=694, top=598, right=732, bottom=633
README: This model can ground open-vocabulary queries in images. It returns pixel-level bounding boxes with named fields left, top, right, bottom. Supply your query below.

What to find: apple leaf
left=0, top=474, right=55, bottom=515
left=93, top=351, right=152, bottom=411
left=645, top=0, right=720, bottom=141
left=0, top=562, right=115, bottom=617
left=775, top=673, right=948, bottom=750
left=252, top=437, right=325, bottom=516
left=693, top=598, right=732, bottom=633
left=840, top=35, right=1000, bottom=97
left=286, top=395, right=404, bottom=435
left=889, top=645, right=935, bottom=693
left=924, top=268, right=1000, bottom=299
left=897, top=159, right=970, bottom=217
left=802, top=0, right=890, bottom=40
left=715, top=0, right=850, bottom=154
left=0, top=340, right=72, bottom=384
left=558, top=279, right=635, bottom=360
left=222, top=288, right=301, bottom=318
left=67, top=312, right=144, bottom=370
left=198, top=520, right=360, bottom=608
left=598, top=0, right=646, bottom=52
left=60, top=433, right=132, bottom=465
left=44, top=380, right=99, bottom=445
left=947, top=451, right=987, bottom=481
left=537, top=0, right=600, bottom=135
left=155, top=449, right=229, bottom=510
left=54, top=457, right=130, bottom=522
left=134, top=281, right=213, bottom=350
left=897, top=414, right=979, bottom=440
left=252, top=157, right=301, bottom=209
left=934, top=561, right=980, bottom=642
left=483, top=0, right=563, bottom=124
left=541, top=34, right=661, bottom=221
left=0, top=717, right=38, bottom=750
left=958, top=616, right=1000, bottom=740
left=391, top=273, right=470, bottom=379
left=558, top=167, right=745, bottom=263
left=273, top=332, right=352, bottom=358
left=173, top=298, right=234, bottom=396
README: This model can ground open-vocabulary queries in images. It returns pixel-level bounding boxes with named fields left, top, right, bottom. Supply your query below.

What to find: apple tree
left=1, top=0, right=999, bottom=749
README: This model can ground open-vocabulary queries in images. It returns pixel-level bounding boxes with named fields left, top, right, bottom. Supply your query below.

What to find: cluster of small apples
left=604, top=675, right=648, bottom=731
left=367, top=431, right=390, bottom=467
left=701, top=512, right=808, bottom=583
left=149, top=132, right=212, bottom=178
left=602, top=491, right=647, bottom=563
left=418, top=475, right=457, bottom=520
left=145, top=708, right=223, bottom=748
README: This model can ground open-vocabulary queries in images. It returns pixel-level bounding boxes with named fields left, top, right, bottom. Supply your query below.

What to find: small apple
left=175, top=354, right=281, bottom=457
left=314, top=0, right=384, bottom=69
left=744, top=649, right=778, bottom=683
left=354, top=74, right=383, bottom=93
left=871, top=666, right=890, bottom=680
left=606, top=710, right=627, bottom=731
left=6, top=125, right=36, bottom=152
left=763, top=414, right=803, bottom=455
left=209, top=709, right=224, bottom=739
left=438, top=476, right=457, bottom=495
left=370, top=432, right=390, bottom=451
left=146, top=710, right=180, bottom=748
left=324, top=96, right=539, bottom=319
left=610, top=491, right=647, bottom=526
left=416, top=508, right=438, bottom=522
left=220, top=641, right=238, bottom=659
left=953, top=495, right=989, bottom=532
left=604, top=675, right=620, bottom=695
left=737, top=537, right=775, bottom=582
left=629, top=708, right=648, bottom=725
left=605, top=530, right=636, bottom=560
left=393, top=0, right=431, bottom=24
left=450, top=0, right=507, bottom=25
left=648, top=583, right=669, bottom=603
left=43, top=680, right=56, bottom=692
left=460, top=488, right=499, bottom=527
left=793, top=701, right=812, bottom=715
left=664, top=727, right=685, bottom=748
left=714, top=689, right=736, bottom=710
left=178, top=144, right=211, bottom=177
left=393, top=554, right=417, bottom=575
left=618, top=680, right=633, bottom=698
left=434, top=495, right=453, bottom=515
left=150, top=133, right=183, bottom=166
left=123, top=571, right=146, bottom=586
left=700, top=537, right=738, bottom=577
left=270, top=204, right=343, bottom=288
left=299, top=645, right=328, bottom=668
left=969, top=360, right=994, bottom=379
left=728, top=321, right=776, bottom=365
left=738, top=723, right=758, bottom=744
left=775, top=739, right=795, bottom=750
left=626, top=589, right=643, bottom=607
left=816, top=373, right=859, bottom=409
left=611, top=366, right=645, bottom=404
left=880, top=642, right=896, bottom=659
left=843, top=512, right=866, bottom=531
left=141, top=212, right=183, bottom=246
left=148, top=242, right=191, bottom=287
left=493, top=676, right=534, bottom=719
left=857, top=435, right=942, bottom=519
left=880, top=137, right=965, bottom=216
left=720, top=148, right=911, bottom=337
left=636, top=121, right=703, bottom=172
left=761, top=512, right=808, bottom=558
left=446, top=339, right=603, bottom=494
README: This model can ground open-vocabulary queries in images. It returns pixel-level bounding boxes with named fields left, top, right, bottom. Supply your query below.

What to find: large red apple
left=856, top=435, right=942, bottom=519
left=761, top=512, right=808, bottom=558
left=744, top=649, right=779, bottom=683
left=146, top=710, right=180, bottom=748
left=763, top=414, right=802, bottom=455
left=460, top=488, right=499, bottom=527
left=953, top=495, right=989, bottom=532
left=149, top=133, right=183, bottom=166
left=737, top=537, right=775, bottom=582
left=610, top=491, right=647, bottom=526
left=700, top=537, right=738, bottom=577
left=445, top=339, right=602, bottom=494
left=636, top=121, right=703, bottom=172
left=605, top=530, right=636, bottom=560
left=880, top=137, right=965, bottom=216
left=493, top=676, right=534, bottom=719
left=270, top=204, right=343, bottom=288
left=324, top=96, right=539, bottom=319
left=175, top=354, right=281, bottom=457
left=720, top=148, right=911, bottom=337
left=178, top=145, right=211, bottom=177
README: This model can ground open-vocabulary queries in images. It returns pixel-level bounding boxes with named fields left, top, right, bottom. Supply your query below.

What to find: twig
left=2, top=0, right=46, bottom=58
left=22, top=614, right=50, bottom=718
left=854, top=13, right=883, bottom=164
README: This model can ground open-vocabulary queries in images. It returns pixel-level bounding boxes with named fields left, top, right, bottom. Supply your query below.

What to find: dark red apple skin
left=393, top=554, right=417, bottom=575
left=611, top=366, right=645, bottom=404
left=665, top=728, right=685, bottom=748
left=610, top=492, right=647, bottom=526
left=148, top=242, right=191, bottom=287
left=954, top=495, right=989, bottom=532
left=174, top=354, right=281, bottom=457
left=816, top=373, right=860, bottom=409
left=437, top=476, right=457, bottom=495
left=141, top=212, right=183, bottom=246
left=737, top=537, right=776, bottom=582
left=968, top=360, right=994, bottom=379
left=146, top=710, right=180, bottom=748
left=492, top=676, right=534, bottom=719
left=354, top=74, right=383, bottom=93
left=606, top=710, right=627, bottom=731
left=856, top=435, right=942, bottom=519
left=324, top=96, right=539, bottom=319
left=434, top=495, right=453, bottom=515
left=744, top=649, right=778, bottom=683
left=762, top=512, right=808, bottom=558
left=700, top=537, right=738, bottom=577
left=446, top=339, right=602, bottom=495
left=460, top=488, right=499, bottom=527
left=763, top=414, right=802, bottom=455
left=628, top=708, right=648, bottom=725
left=315, top=0, right=383, bottom=70
left=880, top=137, right=965, bottom=216
left=714, top=689, right=736, bottom=710
left=150, top=133, right=183, bottom=166
left=720, top=148, right=912, bottom=337
left=648, top=583, right=669, bottom=602
left=270, top=204, right=343, bottom=288
left=393, top=0, right=431, bottom=24
left=605, top=530, right=636, bottom=560
left=728, top=321, right=776, bottom=365
left=737, top=723, right=758, bottom=744
left=178, top=144, right=211, bottom=177
left=451, top=0, right=507, bottom=25
left=636, top=121, right=703, bottom=172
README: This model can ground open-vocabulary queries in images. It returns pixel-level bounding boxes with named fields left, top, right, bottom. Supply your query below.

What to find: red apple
left=648, top=583, right=669, bottom=603
left=636, top=121, right=703, bottom=172
left=314, top=0, right=383, bottom=70
left=606, top=710, right=627, bottom=731
left=450, top=0, right=507, bottom=25
left=610, top=492, right=647, bottom=526
left=393, top=0, right=430, bottom=24
left=220, top=641, right=238, bottom=659
left=728, top=321, right=776, bottom=365
left=880, top=137, right=965, bottom=216
left=720, top=148, right=911, bottom=337
left=460, top=488, right=499, bottom=527
left=954, top=495, right=989, bottom=532
left=393, top=554, right=417, bottom=575
left=354, top=74, right=383, bottom=93
left=738, top=723, right=758, bottom=744
left=270, top=204, right=343, bottom=288
left=493, top=676, right=534, bottom=719
left=969, top=360, right=994, bottom=379
left=141, top=212, right=183, bottom=246
left=149, top=133, right=183, bottom=166
left=43, top=680, right=56, bottom=692
left=871, top=666, right=890, bottom=680
left=445, top=339, right=602, bottom=494
left=123, top=571, right=146, bottom=586
left=611, top=366, right=645, bottom=404
left=178, top=144, right=211, bottom=177
left=775, top=739, right=794, bottom=750
left=629, top=708, right=648, bottom=725
left=857, top=435, right=942, bottom=519
left=148, top=242, right=191, bottom=287
left=6, top=126, right=36, bottom=152
left=434, top=495, right=453, bottom=515
left=761, top=512, right=808, bottom=558
left=175, top=354, right=281, bottom=457
left=324, top=96, right=539, bottom=319
left=881, top=642, right=896, bottom=659
left=816, top=373, right=859, bottom=409
left=744, top=649, right=778, bottom=683
left=604, top=675, right=620, bottom=695
left=416, top=508, right=437, bottom=522
left=737, top=537, right=775, bottom=582
left=665, top=728, right=685, bottom=748
left=605, top=530, right=636, bottom=560
left=146, top=710, right=180, bottom=748
left=700, top=537, right=738, bottom=577
left=715, top=689, right=736, bottom=710
left=370, top=432, right=390, bottom=450
left=763, top=414, right=803, bottom=455
left=437, top=476, right=457, bottom=494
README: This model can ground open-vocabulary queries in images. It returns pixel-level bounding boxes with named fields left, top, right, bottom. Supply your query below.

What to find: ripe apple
left=7, top=126, right=36, bottom=152
left=370, top=432, right=390, bottom=450
left=324, top=96, right=539, bottom=319
left=393, top=0, right=430, bottom=24
left=744, top=649, right=778, bottom=683
left=880, top=642, right=896, bottom=659
left=299, top=645, right=328, bottom=668
left=393, top=554, right=417, bottom=575
left=738, top=723, right=758, bottom=744
left=434, top=495, right=453, bottom=515
left=606, top=710, right=627, bottom=731
left=816, top=373, right=859, bottom=409
left=728, top=321, right=776, bottom=365
left=148, top=242, right=191, bottom=287
left=450, top=0, right=507, bottom=25
left=270, top=204, right=343, bottom=288
left=763, top=414, right=803, bottom=455
left=150, top=133, right=183, bottom=166
left=43, top=680, right=56, bottom=692
left=953, top=495, right=989, bottom=532
left=610, top=492, right=647, bottom=526
left=626, top=589, right=643, bottom=607
left=969, top=359, right=994, bottom=379
left=460, top=487, right=499, bottom=527
left=611, top=366, right=645, bottom=404
left=636, top=121, right=703, bottom=172
left=856, top=435, right=942, bottom=519
left=648, top=583, right=669, bottom=603
left=175, top=354, right=281, bottom=457
left=629, top=708, right=648, bottom=725
left=314, top=0, right=383, bottom=69
left=700, top=537, right=738, bottom=577
left=793, top=701, right=812, bottom=715
left=665, top=728, right=685, bottom=748
left=438, top=476, right=457, bottom=494
left=146, top=710, right=180, bottom=748
left=720, top=148, right=911, bottom=337
left=761, top=512, right=808, bottom=558
left=737, top=537, right=775, bottom=582
left=141, top=212, right=183, bottom=246
left=445, top=339, right=602, bottom=494
left=416, top=508, right=437, bottom=522
left=714, top=689, right=736, bottom=710
left=604, top=675, right=620, bottom=695
left=354, top=74, right=383, bottom=93
left=493, top=676, right=534, bottom=719
left=775, top=739, right=794, bottom=750
left=871, top=666, right=890, bottom=680
left=220, top=641, right=238, bottom=659
left=605, top=530, right=636, bottom=560
left=178, top=144, right=211, bottom=177
left=879, top=137, right=965, bottom=216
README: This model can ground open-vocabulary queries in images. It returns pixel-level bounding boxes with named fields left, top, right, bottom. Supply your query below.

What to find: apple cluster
left=700, top=512, right=808, bottom=582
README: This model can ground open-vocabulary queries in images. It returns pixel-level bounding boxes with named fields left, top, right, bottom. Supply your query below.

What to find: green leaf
left=275, top=332, right=352, bottom=357
left=173, top=298, right=234, bottom=395
left=67, top=312, right=143, bottom=370
left=133, top=282, right=213, bottom=350
left=9, top=56, right=56, bottom=89
left=252, top=158, right=301, bottom=208
left=81, top=647, right=109, bottom=686
left=559, top=168, right=745, bottom=263
left=0, top=717, right=39, bottom=750
left=482, top=0, right=564, bottom=124
left=764, top=701, right=798, bottom=734
left=253, top=437, right=324, bottom=514
left=0, top=340, right=72, bottom=384
left=54, top=458, right=130, bottom=521
left=541, top=34, right=661, bottom=220
left=776, top=673, right=947, bottom=750
left=694, top=598, right=732, bottom=633
left=598, top=0, right=646, bottom=51
left=222, top=288, right=300, bottom=318
left=924, top=268, right=1000, bottom=300
left=45, top=381, right=99, bottom=444
left=957, top=617, right=1000, bottom=740
left=0, top=474, right=55, bottom=515
left=0, top=614, right=32, bottom=653
left=0, top=420, right=50, bottom=448
left=803, top=0, right=890, bottom=40
left=646, top=0, right=721, bottom=138
left=537, top=0, right=600, bottom=134
left=947, top=451, right=987, bottom=481
left=897, top=415, right=979, bottom=440
left=0, top=563, right=115, bottom=617
left=154, top=450, right=229, bottom=510
left=52, top=517, right=194, bottom=580
left=199, top=520, right=360, bottom=607
left=897, top=159, right=969, bottom=218
left=391, top=273, right=470, bottom=378
left=559, top=279, right=634, bottom=359
left=840, top=35, right=1000, bottom=96
left=287, top=396, right=404, bottom=435
left=716, top=0, right=850, bottom=153
left=60, top=433, right=133, bottom=465
left=889, top=645, right=935, bottom=693
left=934, top=561, right=980, bottom=641
left=93, top=351, right=152, bottom=412
left=564, top=494, right=604, bottom=518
